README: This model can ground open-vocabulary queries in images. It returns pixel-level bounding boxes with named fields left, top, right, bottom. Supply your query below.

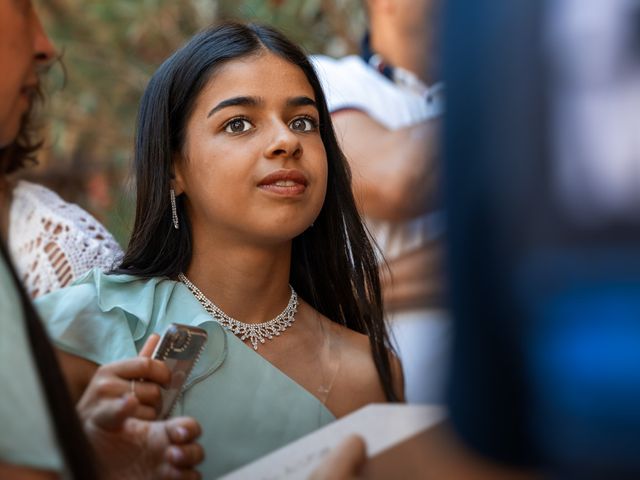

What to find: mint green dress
left=0, top=255, right=64, bottom=473
left=35, top=269, right=335, bottom=477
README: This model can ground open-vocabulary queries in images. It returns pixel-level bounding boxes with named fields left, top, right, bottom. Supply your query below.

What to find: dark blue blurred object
left=443, top=1, right=640, bottom=477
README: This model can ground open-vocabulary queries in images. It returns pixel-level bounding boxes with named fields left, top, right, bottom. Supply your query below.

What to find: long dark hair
left=119, top=22, right=399, bottom=401
left=0, top=241, right=98, bottom=478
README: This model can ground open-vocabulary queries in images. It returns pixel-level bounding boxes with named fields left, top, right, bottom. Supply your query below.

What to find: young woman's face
left=0, top=0, right=55, bottom=147
left=174, top=51, right=328, bottom=247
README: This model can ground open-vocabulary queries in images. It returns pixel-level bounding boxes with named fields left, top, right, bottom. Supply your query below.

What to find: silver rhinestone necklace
left=178, top=273, right=298, bottom=350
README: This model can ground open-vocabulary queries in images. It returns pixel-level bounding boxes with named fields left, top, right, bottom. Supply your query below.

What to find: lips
left=258, top=169, right=308, bottom=196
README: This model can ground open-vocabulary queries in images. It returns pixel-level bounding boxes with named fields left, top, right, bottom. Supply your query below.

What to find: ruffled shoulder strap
left=35, top=268, right=223, bottom=368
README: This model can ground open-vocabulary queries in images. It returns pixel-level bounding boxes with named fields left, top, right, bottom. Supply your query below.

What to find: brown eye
left=289, top=117, right=317, bottom=132
left=224, top=118, right=252, bottom=133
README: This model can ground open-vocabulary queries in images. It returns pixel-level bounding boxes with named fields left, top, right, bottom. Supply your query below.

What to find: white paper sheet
left=220, top=404, right=446, bottom=480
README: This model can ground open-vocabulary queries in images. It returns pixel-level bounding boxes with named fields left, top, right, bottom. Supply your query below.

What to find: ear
left=171, top=152, right=186, bottom=196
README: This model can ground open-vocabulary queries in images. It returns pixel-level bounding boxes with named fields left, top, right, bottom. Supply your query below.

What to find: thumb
left=90, top=394, right=139, bottom=432
left=309, top=435, right=367, bottom=480
left=139, top=333, right=160, bottom=358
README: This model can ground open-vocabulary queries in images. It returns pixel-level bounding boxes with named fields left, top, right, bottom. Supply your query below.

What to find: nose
left=264, top=121, right=303, bottom=160
left=32, top=11, right=57, bottom=71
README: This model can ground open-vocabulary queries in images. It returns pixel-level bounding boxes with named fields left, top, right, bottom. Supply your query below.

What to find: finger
left=131, top=403, right=158, bottom=421
left=165, top=417, right=202, bottom=444
left=139, top=333, right=160, bottom=357
left=90, top=394, right=139, bottom=432
left=156, top=464, right=201, bottom=480
left=166, top=443, right=205, bottom=469
left=309, top=435, right=367, bottom=480
left=87, top=374, right=131, bottom=399
left=89, top=374, right=162, bottom=411
left=100, top=356, right=171, bottom=386
left=131, top=380, right=163, bottom=411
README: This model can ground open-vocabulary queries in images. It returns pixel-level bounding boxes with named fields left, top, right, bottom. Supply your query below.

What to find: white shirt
left=9, top=180, right=123, bottom=298
left=312, top=54, right=445, bottom=261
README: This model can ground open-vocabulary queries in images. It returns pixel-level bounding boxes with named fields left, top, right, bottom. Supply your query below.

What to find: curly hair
left=0, top=86, right=44, bottom=176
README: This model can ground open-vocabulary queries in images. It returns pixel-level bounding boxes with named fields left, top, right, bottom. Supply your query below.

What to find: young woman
left=37, top=22, right=404, bottom=477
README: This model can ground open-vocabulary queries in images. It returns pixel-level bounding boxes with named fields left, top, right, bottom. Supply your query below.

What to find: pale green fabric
left=0, top=255, right=64, bottom=473
left=36, top=269, right=335, bottom=478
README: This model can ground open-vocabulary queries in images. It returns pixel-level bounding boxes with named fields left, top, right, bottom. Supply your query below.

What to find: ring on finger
left=130, top=379, right=136, bottom=398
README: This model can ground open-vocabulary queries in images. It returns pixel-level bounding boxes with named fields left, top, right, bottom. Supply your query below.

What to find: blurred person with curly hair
left=0, top=11, right=123, bottom=300
left=0, top=1, right=203, bottom=478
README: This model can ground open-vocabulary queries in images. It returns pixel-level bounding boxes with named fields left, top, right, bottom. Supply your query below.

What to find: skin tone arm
left=381, top=239, right=444, bottom=311
left=332, top=111, right=444, bottom=311
left=56, top=348, right=169, bottom=418
left=331, top=110, right=440, bottom=221
left=0, top=465, right=58, bottom=480
left=0, top=337, right=204, bottom=480
left=56, top=336, right=205, bottom=479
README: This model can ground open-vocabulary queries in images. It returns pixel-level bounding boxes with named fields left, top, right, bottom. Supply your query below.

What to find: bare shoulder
left=316, top=314, right=405, bottom=418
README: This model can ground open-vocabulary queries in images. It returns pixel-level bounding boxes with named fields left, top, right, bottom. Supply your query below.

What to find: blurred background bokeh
left=29, top=0, right=365, bottom=245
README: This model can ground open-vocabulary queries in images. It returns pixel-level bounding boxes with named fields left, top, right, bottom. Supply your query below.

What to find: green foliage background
left=31, top=0, right=364, bottom=245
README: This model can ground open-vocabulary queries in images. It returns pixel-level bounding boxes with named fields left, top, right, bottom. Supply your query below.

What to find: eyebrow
left=207, top=96, right=260, bottom=118
left=206, top=95, right=317, bottom=118
left=287, top=96, right=317, bottom=108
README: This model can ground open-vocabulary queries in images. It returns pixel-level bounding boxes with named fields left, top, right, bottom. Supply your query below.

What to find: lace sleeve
left=8, top=181, right=124, bottom=299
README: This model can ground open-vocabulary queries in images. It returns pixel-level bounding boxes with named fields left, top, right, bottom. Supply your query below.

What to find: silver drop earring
left=170, top=189, right=179, bottom=230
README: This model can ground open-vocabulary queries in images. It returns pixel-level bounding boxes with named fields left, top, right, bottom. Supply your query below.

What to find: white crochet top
left=8, top=181, right=124, bottom=299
